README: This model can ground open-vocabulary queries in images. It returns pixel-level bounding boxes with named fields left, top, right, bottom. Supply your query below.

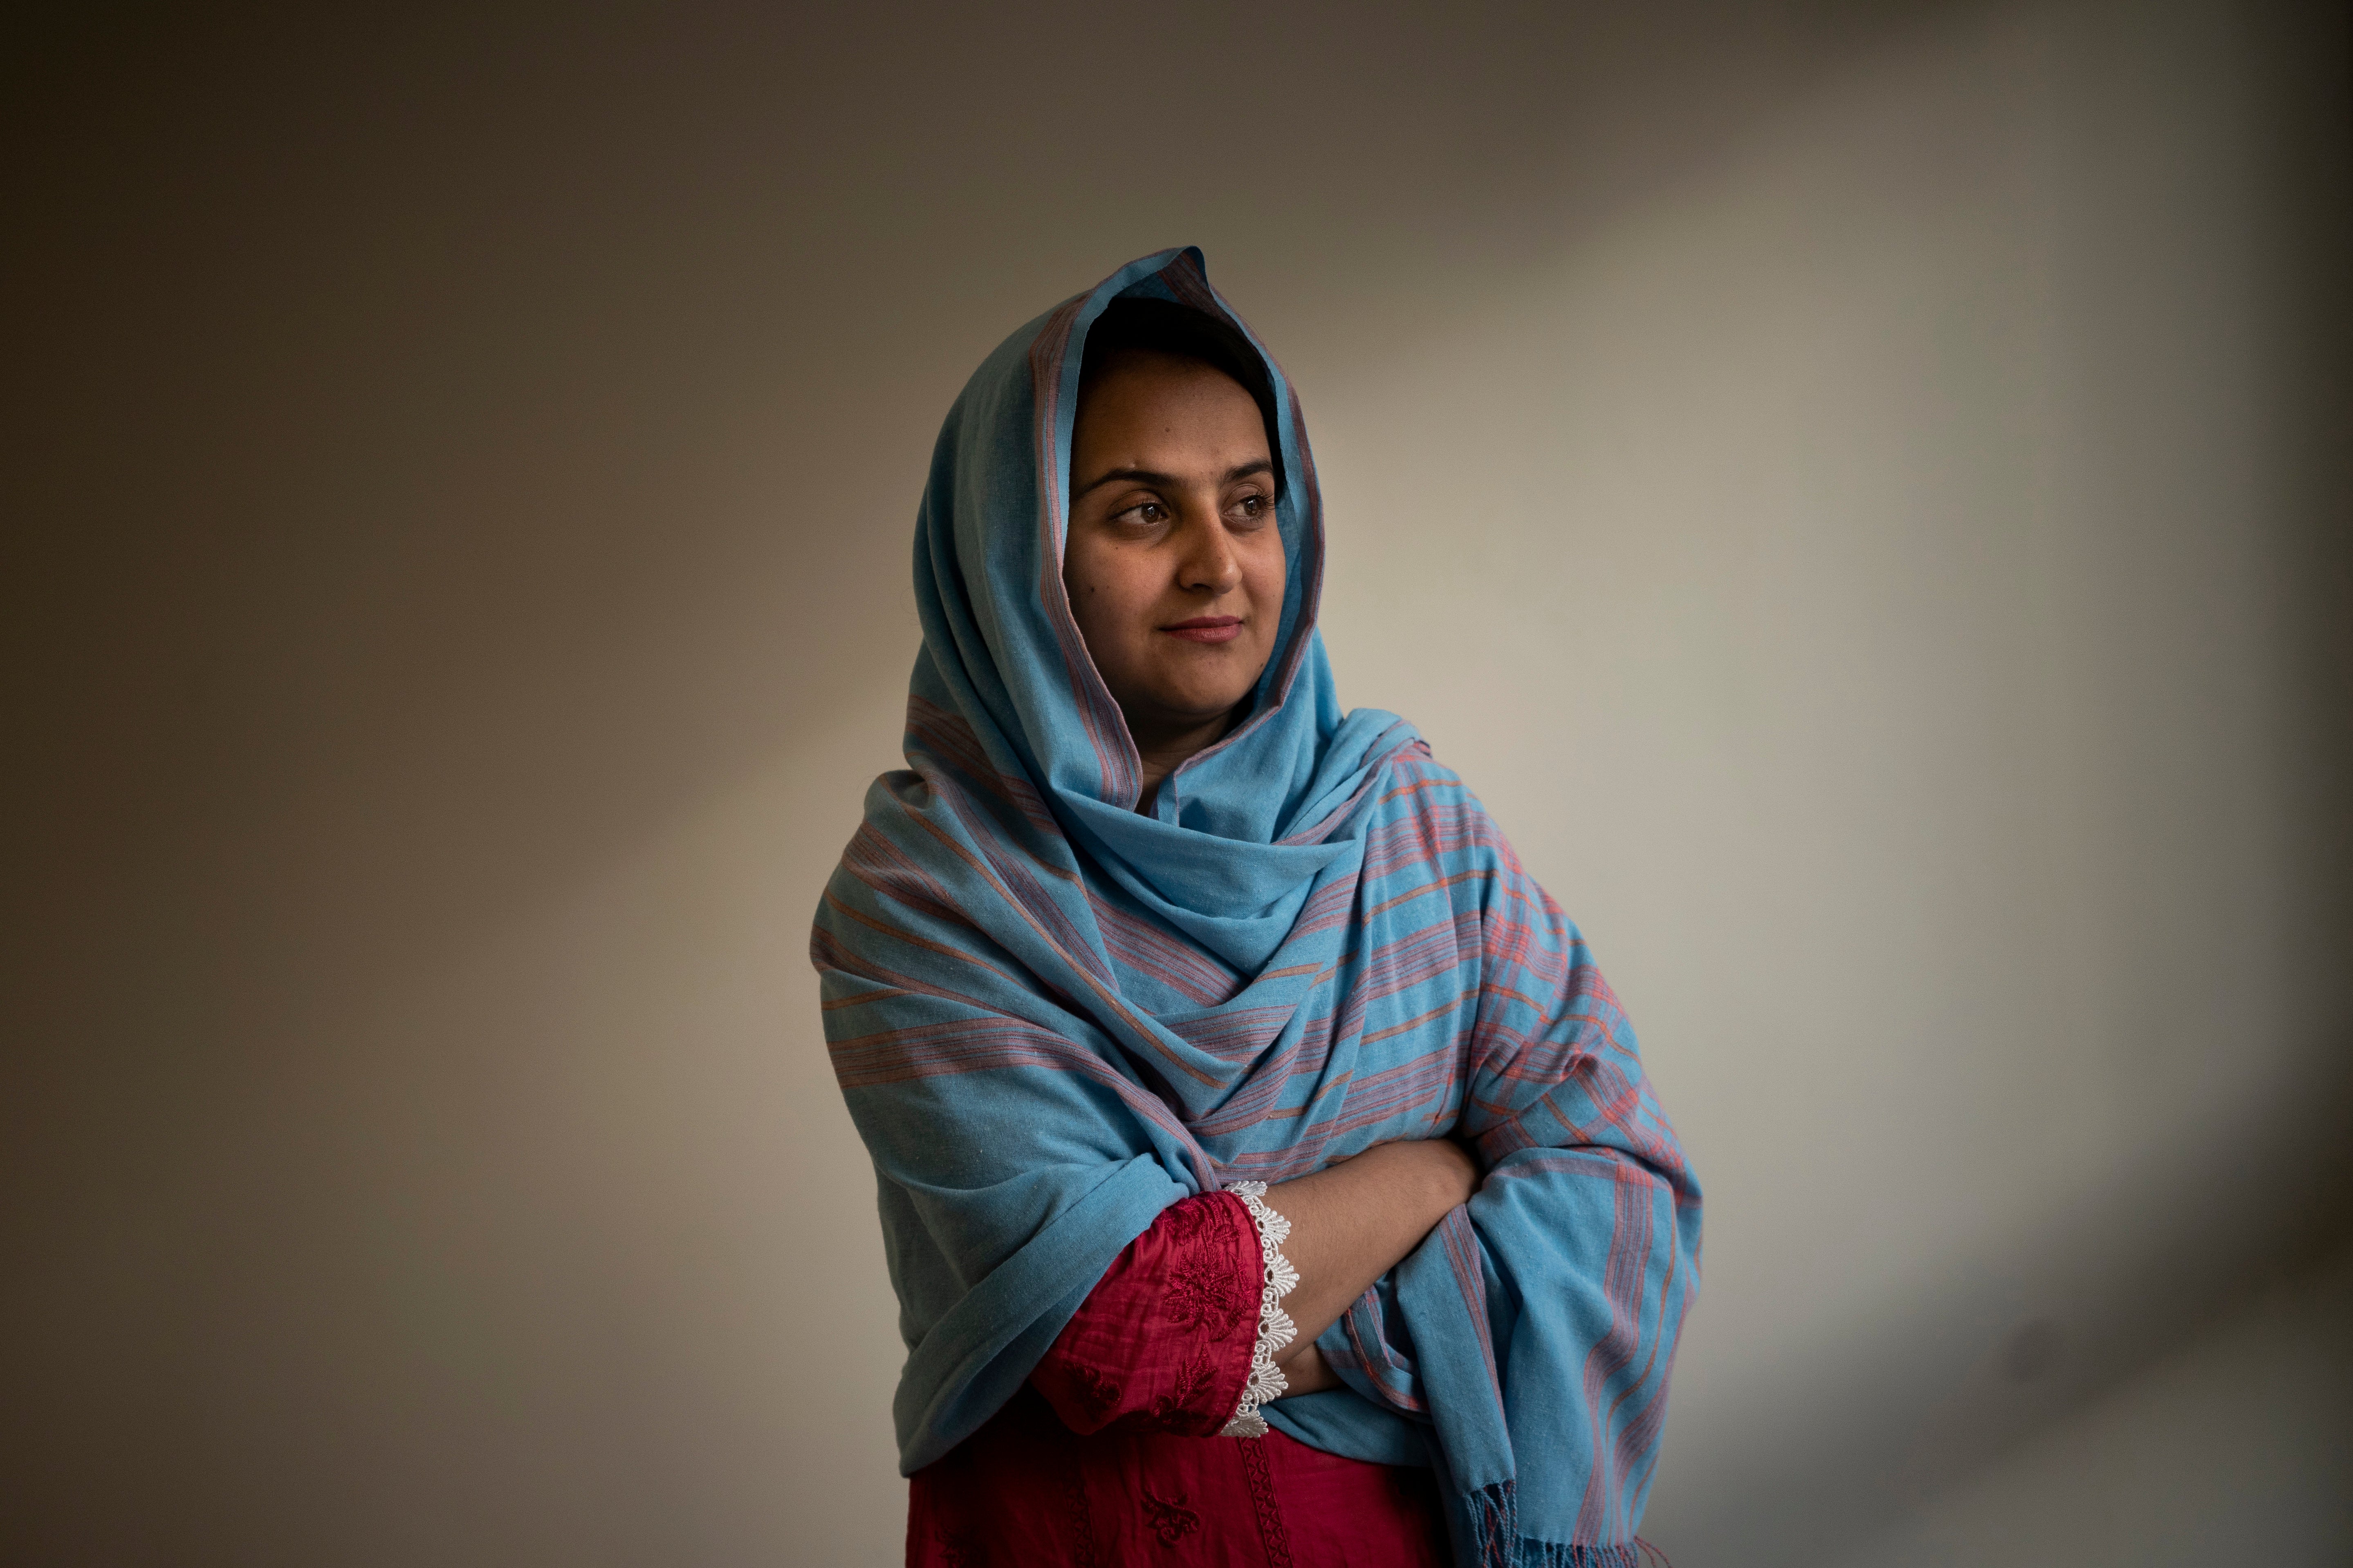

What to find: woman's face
left=1063, top=349, right=1286, bottom=759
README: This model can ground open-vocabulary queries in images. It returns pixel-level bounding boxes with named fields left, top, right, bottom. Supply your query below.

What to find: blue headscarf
left=815, top=247, right=1699, bottom=1566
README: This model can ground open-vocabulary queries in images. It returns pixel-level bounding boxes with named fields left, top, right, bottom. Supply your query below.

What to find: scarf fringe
left=1463, top=1483, right=1646, bottom=1568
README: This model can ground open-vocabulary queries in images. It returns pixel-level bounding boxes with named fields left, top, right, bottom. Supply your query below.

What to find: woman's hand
left=1256, top=1135, right=1481, bottom=1396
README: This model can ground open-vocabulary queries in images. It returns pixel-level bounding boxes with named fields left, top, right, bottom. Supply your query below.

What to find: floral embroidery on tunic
left=1163, top=1245, right=1251, bottom=1337
left=1140, top=1489, right=1202, bottom=1546
left=1030, top=1190, right=1280, bottom=1437
left=1071, top=1364, right=1123, bottom=1418
left=1150, top=1349, right=1217, bottom=1423
left=1162, top=1195, right=1212, bottom=1243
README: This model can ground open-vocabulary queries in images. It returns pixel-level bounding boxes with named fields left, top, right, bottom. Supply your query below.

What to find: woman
left=814, top=248, right=1700, bottom=1567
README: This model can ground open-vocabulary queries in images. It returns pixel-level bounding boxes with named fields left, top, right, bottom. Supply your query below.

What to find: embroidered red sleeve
left=1030, top=1190, right=1262, bottom=1437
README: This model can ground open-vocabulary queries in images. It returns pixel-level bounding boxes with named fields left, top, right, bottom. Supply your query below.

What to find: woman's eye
left=1234, top=493, right=1270, bottom=522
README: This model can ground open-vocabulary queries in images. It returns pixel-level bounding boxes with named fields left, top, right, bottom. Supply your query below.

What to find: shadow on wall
left=2, top=0, right=2345, bottom=1565
left=1666, top=1069, right=2353, bottom=1560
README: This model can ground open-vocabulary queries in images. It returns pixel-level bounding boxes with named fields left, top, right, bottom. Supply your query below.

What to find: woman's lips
left=1162, top=616, right=1244, bottom=645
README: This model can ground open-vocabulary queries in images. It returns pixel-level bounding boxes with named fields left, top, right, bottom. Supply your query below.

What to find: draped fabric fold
left=812, top=247, right=1701, bottom=1565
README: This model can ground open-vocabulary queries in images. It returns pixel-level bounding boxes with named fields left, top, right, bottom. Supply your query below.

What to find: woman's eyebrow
left=1073, top=458, right=1276, bottom=500
left=1074, top=466, right=1174, bottom=498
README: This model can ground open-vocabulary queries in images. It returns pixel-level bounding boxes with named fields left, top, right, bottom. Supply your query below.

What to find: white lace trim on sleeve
left=1218, top=1180, right=1301, bottom=1438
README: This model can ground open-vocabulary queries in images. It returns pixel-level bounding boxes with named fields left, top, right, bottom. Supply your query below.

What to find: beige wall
left=4, top=1, right=2344, bottom=1563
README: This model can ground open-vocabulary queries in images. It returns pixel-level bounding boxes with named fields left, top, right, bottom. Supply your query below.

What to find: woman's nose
left=1176, top=511, right=1243, bottom=594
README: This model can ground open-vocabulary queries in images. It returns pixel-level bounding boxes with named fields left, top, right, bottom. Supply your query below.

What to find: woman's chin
left=1144, top=659, right=1269, bottom=712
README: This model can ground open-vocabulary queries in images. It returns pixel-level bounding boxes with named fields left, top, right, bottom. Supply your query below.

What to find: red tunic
left=908, top=1192, right=1453, bottom=1566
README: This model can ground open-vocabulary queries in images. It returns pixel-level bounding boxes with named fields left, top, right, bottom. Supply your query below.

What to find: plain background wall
left=4, top=2, right=2346, bottom=1564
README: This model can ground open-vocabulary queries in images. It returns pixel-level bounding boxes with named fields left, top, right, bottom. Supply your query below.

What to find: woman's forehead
left=1075, top=357, right=1270, bottom=455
